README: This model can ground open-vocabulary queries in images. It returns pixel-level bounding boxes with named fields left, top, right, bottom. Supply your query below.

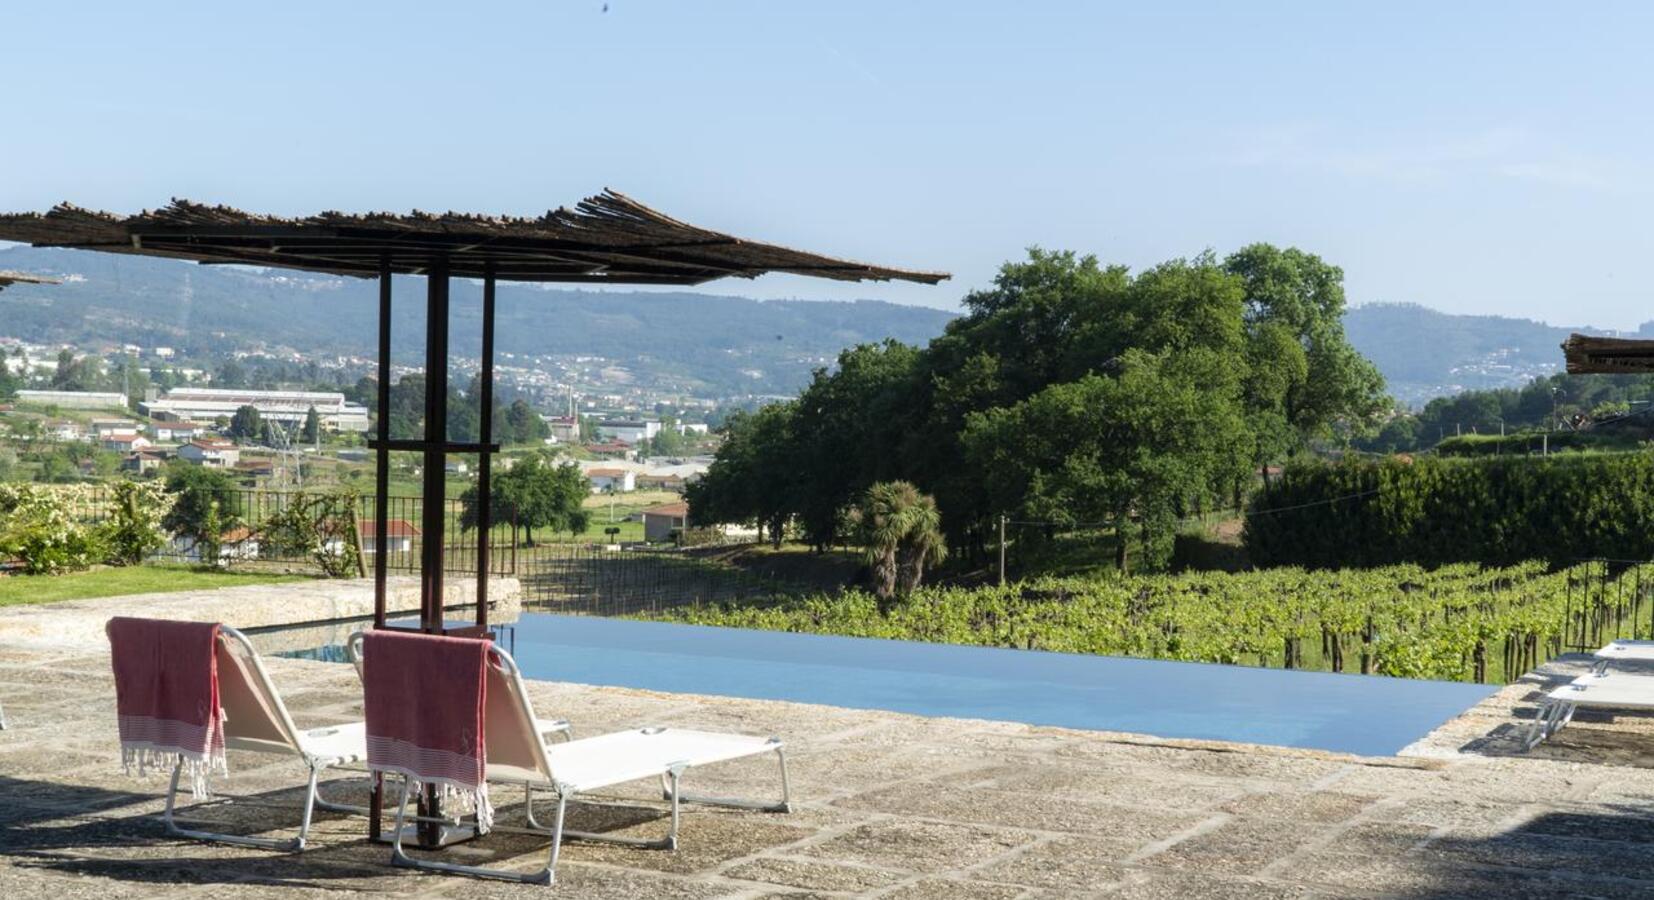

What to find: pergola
left=0, top=190, right=947, bottom=840
left=1562, top=333, right=1654, bottom=374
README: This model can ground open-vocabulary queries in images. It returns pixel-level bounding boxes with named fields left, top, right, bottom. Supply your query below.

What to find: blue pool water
left=312, top=614, right=1491, bottom=757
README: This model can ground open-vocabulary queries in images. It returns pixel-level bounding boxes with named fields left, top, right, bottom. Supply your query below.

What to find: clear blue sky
left=2, top=2, right=1650, bottom=327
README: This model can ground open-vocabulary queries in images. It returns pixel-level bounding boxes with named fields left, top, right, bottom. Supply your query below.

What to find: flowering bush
left=102, top=481, right=177, bottom=566
left=0, top=484, right=107, bottom=575
left=259, top=489, right=362, bottom=578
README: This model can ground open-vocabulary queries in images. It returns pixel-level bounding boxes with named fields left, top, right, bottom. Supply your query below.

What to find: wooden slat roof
left=0, top=270, right=61, bottom=291
left=0, top=190, right=949, bottom=286
left=1562, top=333, right=1654, bottom=374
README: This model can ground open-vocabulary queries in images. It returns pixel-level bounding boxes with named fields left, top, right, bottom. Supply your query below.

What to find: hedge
left=1243, top=452, right=1654, bottom=568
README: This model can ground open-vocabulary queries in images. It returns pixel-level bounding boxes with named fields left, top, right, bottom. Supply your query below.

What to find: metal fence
left=58, top=485, right=517, bottom=576
left=519, top=543, right=780, bottom=616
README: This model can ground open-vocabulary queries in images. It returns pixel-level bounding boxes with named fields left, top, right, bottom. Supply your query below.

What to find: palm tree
left=852, top=481, right=948, bottom=599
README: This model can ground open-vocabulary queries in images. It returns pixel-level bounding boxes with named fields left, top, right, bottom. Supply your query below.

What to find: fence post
left=998, top=515, right=1008, bottom=586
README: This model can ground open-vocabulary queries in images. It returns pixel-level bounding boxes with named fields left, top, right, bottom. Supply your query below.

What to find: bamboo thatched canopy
left=0, top=270, right=60, bottom=291
left=0, top=190, right=949, bottom=286
left=1561, top=333, right=1654, bottom=374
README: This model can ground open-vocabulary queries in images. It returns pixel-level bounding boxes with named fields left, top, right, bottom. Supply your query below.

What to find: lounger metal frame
left=1526, top=642, right=1654, bottom=749
left=160, top=626, right=369, bottom=851
left=378, top=641, right=790, bottom=885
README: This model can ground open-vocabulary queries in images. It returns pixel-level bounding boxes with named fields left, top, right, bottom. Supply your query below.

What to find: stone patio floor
left=2, top=586, right=1653, bottom=897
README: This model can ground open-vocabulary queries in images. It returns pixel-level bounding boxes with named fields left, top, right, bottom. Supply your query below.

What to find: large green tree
left=687, top=244, right=1386, bottom=575
left=963, top=348, right=1249, bottom=572
left=161, top=463, right=243, bottom=547
left=685, top=403, right=798, bottom=547
left=1224, top=244, right=1386, bottom=468
left=459, top=451, right=589, bottom=545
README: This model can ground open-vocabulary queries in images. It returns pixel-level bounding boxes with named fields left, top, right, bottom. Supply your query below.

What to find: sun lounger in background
left=1524, top=668, right=1654, bottom=750
left=1592, top=639, right=1654, bottom=674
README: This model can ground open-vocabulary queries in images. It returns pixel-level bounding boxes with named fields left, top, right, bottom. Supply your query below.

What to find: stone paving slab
left=2, top=586, right=1653, bottom=897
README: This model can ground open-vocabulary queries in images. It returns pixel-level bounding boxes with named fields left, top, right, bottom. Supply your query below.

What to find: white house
left=587, top=467, right=636, bottom=493
left=365, top=519, right=419, bottom=555
left=44, top=419, right=87, bottom=442
left=91, top=418, right=141, bottom=439
left=542, top=415, right=579, bottom=444
left=641, top=501, right=688, bottom=542
left=171, top=526, right=261, bottom=564
left=177, top=438, right=241, bottom=468
left=325, top=519, right=420, bottom=556
left=640, top=500, right=757, bottom=544
left=150, top=420, right=204, bottom=442
left=102, top=434, right=153, bottom=453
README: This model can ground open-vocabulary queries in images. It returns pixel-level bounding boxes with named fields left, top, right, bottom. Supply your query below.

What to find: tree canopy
left=459, top=451, right=589, bottom=545
left=688, top=244, right=1386, bottom=573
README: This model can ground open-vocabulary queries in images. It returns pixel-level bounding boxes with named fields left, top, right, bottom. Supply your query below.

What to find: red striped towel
left=363, top=630, right=493, bottom=832
left=106, top=617, right=226, bottom=799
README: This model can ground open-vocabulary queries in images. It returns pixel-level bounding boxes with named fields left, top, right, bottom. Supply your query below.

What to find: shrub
left=102, top=481, right=176, bottom=566
left=258, top=489, right=361, bottom=578
left=1243, top=452, right=1654, bottom=568
left=0, top=484, right=107, bottom=574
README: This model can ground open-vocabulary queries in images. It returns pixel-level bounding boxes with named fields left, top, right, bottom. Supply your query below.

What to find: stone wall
left=0, top=576, right=522, bottom=650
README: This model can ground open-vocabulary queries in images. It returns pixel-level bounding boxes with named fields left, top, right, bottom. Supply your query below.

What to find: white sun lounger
left=1592, top=639, right=1654, bottom=674
left=1524, top=669, right=1654, bottom=750
left=161, top=626, right=372, bottom=850
left=352, top=634, right=790, bottom=885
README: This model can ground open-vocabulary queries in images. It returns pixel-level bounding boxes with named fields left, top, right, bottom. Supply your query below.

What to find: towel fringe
left=121, top=743, right=228, bottom=800
left=384, top=772, right=494, bottom=834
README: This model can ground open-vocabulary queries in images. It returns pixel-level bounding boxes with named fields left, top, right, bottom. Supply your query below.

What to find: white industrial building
left=142, top=388, right=369, bottom=432
left=15, top=389, right=129, bottom=410
left=596, top=418, right=661, bottom=444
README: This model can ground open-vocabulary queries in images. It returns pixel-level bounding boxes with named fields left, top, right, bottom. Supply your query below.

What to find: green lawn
left=0, top=565, right=314, bottom=607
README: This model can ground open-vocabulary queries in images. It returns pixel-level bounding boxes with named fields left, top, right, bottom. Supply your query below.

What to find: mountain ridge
left=0, top=245, right=1626, bottom=403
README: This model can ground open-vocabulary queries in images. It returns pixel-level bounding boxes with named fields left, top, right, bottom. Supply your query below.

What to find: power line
left=1002, top=486, right=1383, bottom=532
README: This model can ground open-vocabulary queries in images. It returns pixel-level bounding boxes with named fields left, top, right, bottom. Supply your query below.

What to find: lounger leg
left=309, top=763, right=399, bottom=818
left=294, top=764, right=320, bottom=849
left=559, top=769, right=681, bottom=851
left=1523, top=700, right=1553, bottom=750
left=162, top=759, right=308, bottom=851
left=662, top=742, right=793, bottom=813
left=389, top=775, right=556, bottom=884
left=1557, top=702, right=1578, bottom=732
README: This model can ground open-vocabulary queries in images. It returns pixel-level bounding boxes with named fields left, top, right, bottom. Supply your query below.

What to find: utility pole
left=998, top=514, right=1008, bottom=586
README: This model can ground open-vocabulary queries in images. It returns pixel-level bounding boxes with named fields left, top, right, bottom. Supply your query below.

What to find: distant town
left=0, top=333, right=726, bottom=505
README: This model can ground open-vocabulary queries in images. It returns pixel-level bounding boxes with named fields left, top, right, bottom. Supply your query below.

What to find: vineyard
left=646, top=559, right=1654, bottom=684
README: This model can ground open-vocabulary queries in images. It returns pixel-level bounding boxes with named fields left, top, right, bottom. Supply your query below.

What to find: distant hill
left=0, top=245, right=1628, bottom=405
left=0, top=246, right=956, bottom=396
left=1343, top=303, right=1612, bottom=406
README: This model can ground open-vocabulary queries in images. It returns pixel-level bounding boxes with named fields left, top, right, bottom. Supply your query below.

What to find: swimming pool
left=265, top=613, right=1494, bottom=757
